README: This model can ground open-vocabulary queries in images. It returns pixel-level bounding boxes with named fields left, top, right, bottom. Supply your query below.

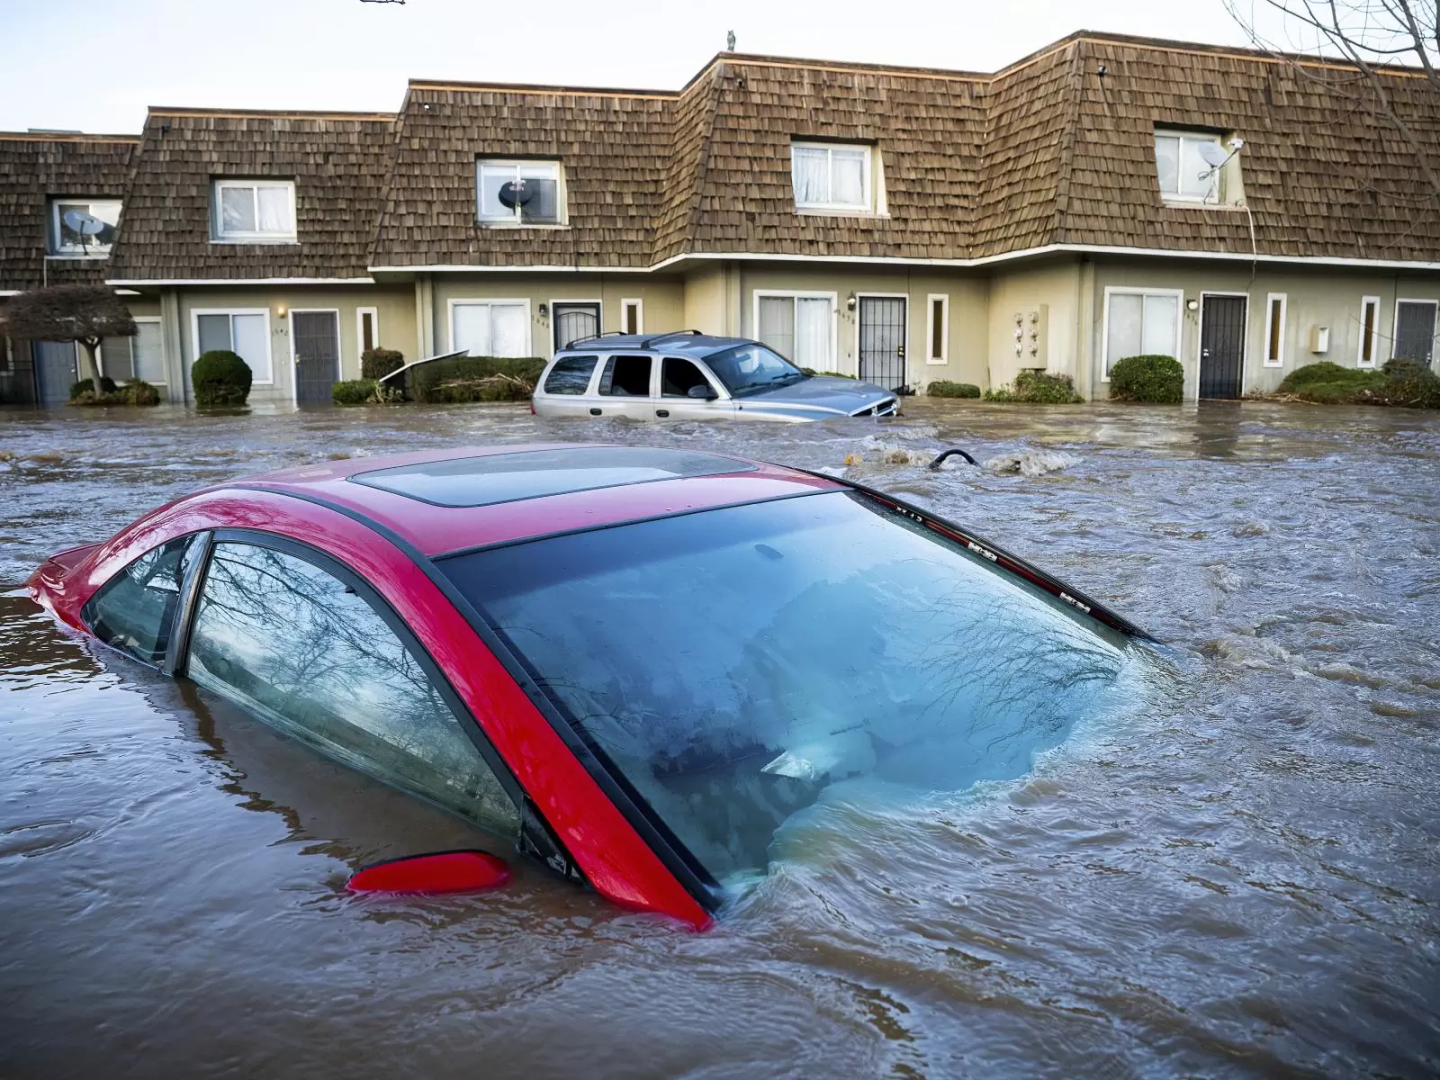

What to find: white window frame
left=447, top=298, right=533, bottom=357
left=1262, top=292, right=1287, bottom=368
left=1100, top=286, right=1185, bottom=382
left=190, top=308, right=274, bottom=385
left=752, top=290, right=839, bottom=371
left=791, top=141, right=875, bottom=214
left=475, top=160, right=565, bottom=226
left=128, top=315, right=166, bottom=386
left=47, top=197, right=122, bottom=258
left=356, top=306, right=379, bottom=366
left=1357, top=295, right=1382, bottom=367
left=925, top=294, right=950, bottom=365
left=620, top=298, right=644, bottom=336
left=211, top=179, right=297, bottom=243
left=1154, top=130, right=1226, bottom=204
left=1392, top=297, right=1438, bottom=365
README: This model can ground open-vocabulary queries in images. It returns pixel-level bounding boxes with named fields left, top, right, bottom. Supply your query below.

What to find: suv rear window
left=543, top=354, right=598, bottom=395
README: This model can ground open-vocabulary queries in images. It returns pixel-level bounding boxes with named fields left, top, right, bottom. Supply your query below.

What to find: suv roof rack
left=639, top=329, right=703, bottom=349
left=564, top=330, right=627, bottom=349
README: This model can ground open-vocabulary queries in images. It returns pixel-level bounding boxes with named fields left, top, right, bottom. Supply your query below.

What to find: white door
left=586, top=354, right=655, bottom=420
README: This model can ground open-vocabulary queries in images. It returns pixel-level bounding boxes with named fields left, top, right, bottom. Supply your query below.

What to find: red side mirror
left=346, top=850, right=511, bottom=894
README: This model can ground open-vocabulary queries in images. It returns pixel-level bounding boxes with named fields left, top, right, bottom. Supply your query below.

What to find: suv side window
left=82, top=534, right=203, bottom=666
left=186, top=541, right=520, bottom=837
left=543, top=354, right=598, bottom=395
left=598, top=354, right=653, bottom=397
left=662, top=357, right=712, bottom=397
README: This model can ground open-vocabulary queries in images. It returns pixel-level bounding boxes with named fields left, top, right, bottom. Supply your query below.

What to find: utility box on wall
left=1309, top=325, right=1330, bottom=354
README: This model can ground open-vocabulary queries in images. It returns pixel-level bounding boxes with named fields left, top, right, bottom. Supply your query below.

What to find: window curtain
left=453, top=304, right=492, bottom=356
left=1141, top=295, right=1178, bottom=356
left=830, top=149, right=866, bottom=207
left=133, top=322, right=166, bottom=384
left=257, top=186, right=292, bottom=233
left=490, top=304, right=528, bottom=357
left=1106, top=294, right=1143, bottom=374
left=231, top=314, right=270, bottom=381
left=220, top=188, right=255, bottom=233
left=794, top=297, right=832, bottom=370
left=1154, top=136, right=1179, bottom=196
left=196, top=314, right=232, bottom=355
left=758, top=296, right=796, bottom=359
left=792, top=147, right=829, bottom=205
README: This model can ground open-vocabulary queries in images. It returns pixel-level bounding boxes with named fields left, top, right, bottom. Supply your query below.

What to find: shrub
left=361, top=347, right=405, bottom=381
left=928, top=380, right=981, bottom=398
left=68, top=378, right=162, bottom=408
left=802, top=368, right=857, bottom=379
left=69, top=378, right=95, bottom=400
left=1276, top=362, right=1386, bottom=404
left=408, top=356, right=546, bottom=403
left=1108, top=354, right=1184, bottom=404
left=192, top=350, right=253, bottom=407
left=984, top=370, right=1083, bottom=404
left=1380, top=358, right=1440, bottom=409
left=333, top=379, right=377, bottom=405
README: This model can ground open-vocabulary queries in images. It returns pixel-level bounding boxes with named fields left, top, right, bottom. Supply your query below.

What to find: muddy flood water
left=1, top=399, right=1438, bottom=1078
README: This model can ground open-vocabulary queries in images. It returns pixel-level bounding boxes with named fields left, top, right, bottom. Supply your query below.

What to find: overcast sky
left=0, top=0, right=1303, bottom=133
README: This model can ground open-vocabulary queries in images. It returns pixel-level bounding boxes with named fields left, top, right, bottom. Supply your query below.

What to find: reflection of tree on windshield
left=187, top=544, right=516, bottom=836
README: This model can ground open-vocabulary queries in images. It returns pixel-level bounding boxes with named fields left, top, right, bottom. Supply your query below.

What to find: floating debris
left=983, top=451, right=1079, bottom=476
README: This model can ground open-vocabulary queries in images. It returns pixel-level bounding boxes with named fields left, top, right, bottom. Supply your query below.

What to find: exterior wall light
left=1186, top=298, right=1199, bottom=311
left=276, top=302, right=288, bottom=317
left=846, top=293, right=857, bottom=311
left=538, top=303, right=548, bottom=318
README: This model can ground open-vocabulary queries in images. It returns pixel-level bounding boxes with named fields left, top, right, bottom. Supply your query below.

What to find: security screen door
left=553, top=303, right=600, bottom=352
left=293, top=312, right=340, bottom=404
left=858, top=296, right=907, bottom=391
left=1199, top=295, right=1246, bottom=399
left=1394, top=301, right=1437, bottom=367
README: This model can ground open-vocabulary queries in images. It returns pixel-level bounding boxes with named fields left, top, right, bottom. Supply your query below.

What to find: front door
left=1199, top=295, right=1246, bottom=399
left=292, top=311, right=340, bottom=404
left=553, top=303, right=600, bottom=352
left=858, top=296, right=907, bottom=392
left=1394, top=301, right=1437, bottom=367
left=33, top=341, right=77, bottom=404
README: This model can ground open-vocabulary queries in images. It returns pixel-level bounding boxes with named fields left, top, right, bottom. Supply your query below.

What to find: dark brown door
left=553, top=303, right=600, bottom=351
left=292, top=312, right=340, bottom=404
left=858, top=296, right=907, bottom=391
left=1199, top=296, right=1246, bottom=399
left=1394, top=301, right=1437, bottom=366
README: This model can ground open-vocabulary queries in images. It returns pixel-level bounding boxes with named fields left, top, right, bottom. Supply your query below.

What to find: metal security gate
left=292, top=311, right=340, bottom=404
left=553, top=302, right=600, bottom=351
left=1199, top=295, right=1246, bottom=399
left=33, top=341, right=78, bottom=404
left=1394, top=301, right=1437, bottom=367
left=858, top=296, right=907, bottom=391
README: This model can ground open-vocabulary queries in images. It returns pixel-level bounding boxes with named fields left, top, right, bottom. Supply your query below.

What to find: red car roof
left=223, top=444, right=842, bottom=558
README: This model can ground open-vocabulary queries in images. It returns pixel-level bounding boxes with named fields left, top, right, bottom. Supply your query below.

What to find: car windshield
left=440, top=491, right=1141, bottom=886
left=704, top=343, right=807, bottom=396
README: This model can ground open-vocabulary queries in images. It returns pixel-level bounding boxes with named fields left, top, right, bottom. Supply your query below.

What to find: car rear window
left=348, top=446, right=756, bottom=507
left=543, top=355, right=598, bottom=395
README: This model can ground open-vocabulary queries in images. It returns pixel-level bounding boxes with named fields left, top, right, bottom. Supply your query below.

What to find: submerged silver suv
left=532, top=332, right=900, bottom=423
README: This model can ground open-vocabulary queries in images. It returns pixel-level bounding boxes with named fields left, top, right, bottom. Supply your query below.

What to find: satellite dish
left=1196, top=141, right=1229, bottom=168
left=62, top=209, right=108, bottom=236
left=497, top=179, right=533, bottom=209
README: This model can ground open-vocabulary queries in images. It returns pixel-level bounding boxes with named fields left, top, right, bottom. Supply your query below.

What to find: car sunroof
left=348, top=446, right=756, bottom=507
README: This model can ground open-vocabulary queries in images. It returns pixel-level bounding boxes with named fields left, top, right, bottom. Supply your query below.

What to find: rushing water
left=1, top=400, right=1438, bottom=1079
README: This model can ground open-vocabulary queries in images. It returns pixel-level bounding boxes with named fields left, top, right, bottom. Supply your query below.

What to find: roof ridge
left=1051, top=41, right=1085, bottom=246
left=678, top=66, right=727, bottom=261
left=0, top=131, right=140, bottom=143
left=147, top=107, right=395, bottom=120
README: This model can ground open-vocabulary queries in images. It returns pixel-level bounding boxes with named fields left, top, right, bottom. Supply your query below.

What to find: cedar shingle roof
left=0, top=133, right=138, bottom=292
left=107, top=109, right=395, bottom=282
left=89, top=32, right=1440, bottom=280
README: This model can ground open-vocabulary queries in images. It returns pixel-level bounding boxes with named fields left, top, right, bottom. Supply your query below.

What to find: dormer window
left=212, top=180, right=296, bottom=242
left=48, top=198, right=121, bottom=257
left=791, top=141, right=877, bottom=214
left=477, top=160, right=563, bottom=225
left=1154, top=130, right=1242, bottom=205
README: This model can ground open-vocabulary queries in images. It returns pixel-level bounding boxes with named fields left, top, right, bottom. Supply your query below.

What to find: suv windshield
left=440, top=492, right=1141, bottom=886
left=705, top=343, right=807, bottom=397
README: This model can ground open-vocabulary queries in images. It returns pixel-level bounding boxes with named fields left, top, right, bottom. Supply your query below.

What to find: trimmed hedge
left=332, top=378, right=405, bottom=406
left=408, top=355, right=545, bottom=403
left=1273, top=359, right=1438, bottom=408
left=928, top=380, right=981, bottom=398
left=1108, top=354, right=1184, bottom=404
left=985, top=370, right=1083, bottom=404
left=69, top=378, right=162, bottom=407
left=192, top=350, right=253, bottom=407
left=361, top=347, right=404, bottom=381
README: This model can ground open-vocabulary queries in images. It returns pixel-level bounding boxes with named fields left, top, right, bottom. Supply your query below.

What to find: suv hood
left=735, top=376, right=898, bottom=419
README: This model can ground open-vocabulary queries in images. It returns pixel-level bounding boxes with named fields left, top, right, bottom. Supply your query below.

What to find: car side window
left=662, top=357, right=711, bottom=398
left=543, top=354, right=598, bottom=395
left=598, top=354, right=653, bottom=397
left=185, top=541, right=519, bottom=837
left=82, top=534, right=203, bottom=666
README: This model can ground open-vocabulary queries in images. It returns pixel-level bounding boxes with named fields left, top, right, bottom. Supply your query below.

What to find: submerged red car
left=29, top=444, right=1150, bottom=929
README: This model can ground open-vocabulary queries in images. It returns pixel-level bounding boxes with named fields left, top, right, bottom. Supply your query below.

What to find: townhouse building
left=2, top=31, right=1438, bottom=406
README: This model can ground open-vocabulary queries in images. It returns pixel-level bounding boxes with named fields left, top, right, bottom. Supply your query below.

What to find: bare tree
left=1226, top=1, right=1440, bottom=198
left=2, top=285, right=136, bottom=385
